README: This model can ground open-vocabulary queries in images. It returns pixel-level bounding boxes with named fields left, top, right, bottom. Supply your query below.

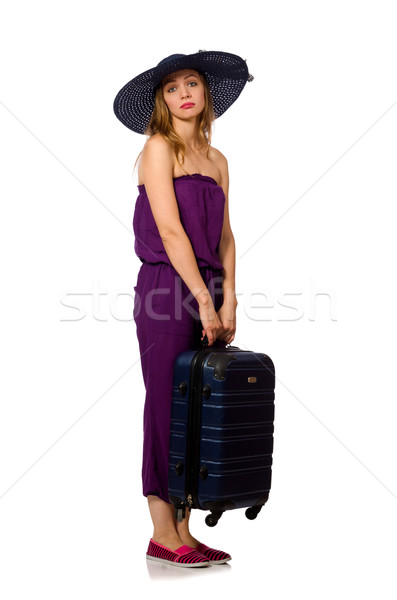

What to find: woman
left=113, top=50, right=253, bottom=567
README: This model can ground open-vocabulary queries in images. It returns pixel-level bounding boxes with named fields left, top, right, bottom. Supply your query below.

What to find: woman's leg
left=147, top=494, right=202, bottom=551
left=147, top=495, right=185, bottom=550
left=175, top=507, right=200, bottom=548
left=137, top=322, right=200, bottom=550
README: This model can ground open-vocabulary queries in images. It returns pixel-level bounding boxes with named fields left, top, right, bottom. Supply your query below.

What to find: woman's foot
left=178, top=532, right=232, bottom=565
left=146, top=539, right=210, bottom=568
left=195, top=543, right=232, bottom=565
left=178, top=531, right=201, bottom=549
left=152, top=532, right=185, bottom=552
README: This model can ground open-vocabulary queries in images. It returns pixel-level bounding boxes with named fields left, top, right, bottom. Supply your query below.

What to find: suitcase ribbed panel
left=168, top=347, right=275, bottom=515
left=197, top=354, right=274, bottom=509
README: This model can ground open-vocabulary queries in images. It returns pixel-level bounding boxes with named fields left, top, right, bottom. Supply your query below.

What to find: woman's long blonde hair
left=133, top=71, right=215, bottom=178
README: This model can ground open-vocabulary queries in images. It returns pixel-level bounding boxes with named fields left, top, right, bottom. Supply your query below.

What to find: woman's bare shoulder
left=209, top=144, right=228, bottom=166
left=141, top=133, right=173, bottom=159
left=209, top=145, right=229, bottom=186
left=138, top=134, right=173, bottom=185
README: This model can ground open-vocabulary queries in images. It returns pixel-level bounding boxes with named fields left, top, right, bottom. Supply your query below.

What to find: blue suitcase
left=168, top=337, right=276, bottom=526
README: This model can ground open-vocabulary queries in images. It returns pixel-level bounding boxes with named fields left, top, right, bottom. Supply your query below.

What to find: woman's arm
left=217, top=155, right=238, bottom=306
left=216, top=153, right=238, bottom=344
left=141, top=134, right=224, bottom=344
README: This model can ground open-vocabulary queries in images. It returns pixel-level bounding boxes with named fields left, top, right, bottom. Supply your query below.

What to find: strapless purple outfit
left=133, top=173, right=228, bottom=503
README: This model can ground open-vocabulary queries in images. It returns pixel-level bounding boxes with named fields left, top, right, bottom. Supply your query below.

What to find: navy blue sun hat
left=113, top=49, right=254, bottom=134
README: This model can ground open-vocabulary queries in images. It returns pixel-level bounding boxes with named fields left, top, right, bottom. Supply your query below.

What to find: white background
left=1, top=0, right=396, bottom=597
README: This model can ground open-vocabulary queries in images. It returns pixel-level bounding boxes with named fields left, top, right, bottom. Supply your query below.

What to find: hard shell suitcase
left=168, top=337, right=276, bottom=526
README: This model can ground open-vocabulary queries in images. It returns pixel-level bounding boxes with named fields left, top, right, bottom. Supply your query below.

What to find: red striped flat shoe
left=195, top=543, right=232, bottom=565
left=146, top=539, right=210, bottom=568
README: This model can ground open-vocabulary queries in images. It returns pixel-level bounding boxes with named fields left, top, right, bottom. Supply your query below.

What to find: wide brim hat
left=113, top=49, right=254, bottom=134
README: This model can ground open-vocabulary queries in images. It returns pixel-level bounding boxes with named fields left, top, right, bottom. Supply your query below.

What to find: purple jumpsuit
left=132, top=173, right=228, bottom=503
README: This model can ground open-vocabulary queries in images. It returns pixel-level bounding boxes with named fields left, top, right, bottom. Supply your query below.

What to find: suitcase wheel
left=205, top=511, right=224, bottom=527
left=245, top=506, right=263, bottom=521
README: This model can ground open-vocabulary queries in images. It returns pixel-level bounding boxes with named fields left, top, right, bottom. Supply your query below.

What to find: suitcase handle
left=200, top=334, right=231, bottom=349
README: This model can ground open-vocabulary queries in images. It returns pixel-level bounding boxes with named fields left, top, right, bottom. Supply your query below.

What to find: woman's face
left=161, top=68, right=205, bottom=121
